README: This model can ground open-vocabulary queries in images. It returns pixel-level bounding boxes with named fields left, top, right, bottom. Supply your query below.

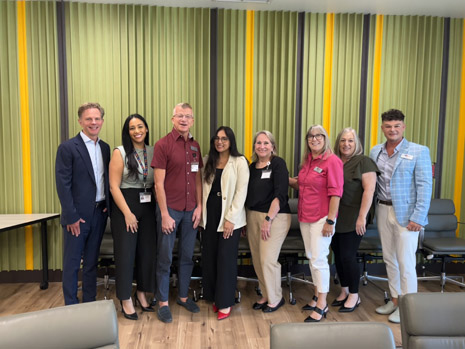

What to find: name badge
left=261, top=169, right=272, bottom=179
left=401, top=154, right=413, bottom=160
left=139, top=192, right=151, bottom=203
left=314, top=167, right=323, bottom=173
left=190, top=145, right=198, bottom=151
left=191, top=161, right=199, bottom=172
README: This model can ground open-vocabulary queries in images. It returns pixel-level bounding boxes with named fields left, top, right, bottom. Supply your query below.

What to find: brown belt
left=378, top=199, right=393, bottom=206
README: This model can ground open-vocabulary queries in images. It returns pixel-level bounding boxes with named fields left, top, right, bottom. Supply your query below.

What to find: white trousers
left=300, top=217, right=333, bottom=293
left=376, top=204, right=419, bottom=298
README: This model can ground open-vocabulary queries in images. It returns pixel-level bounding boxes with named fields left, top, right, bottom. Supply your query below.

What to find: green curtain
left=330, top=14, right=365, bottom=139
left=65, top=3, right=211, bottom=152
left=0, top=1, right=24, bottom=271
left=0, top=1, right=60, bottom=271
left=217, top=9, right=247, bottom=152
left=301, top=13, right=326, bottom=165
left=253, top=11, right=298, bottom=175
left=26, top=1, right=61, bottom=269
left=442, top=19, right=464, bottom=237
left=376, top=16, right=444, bottom=154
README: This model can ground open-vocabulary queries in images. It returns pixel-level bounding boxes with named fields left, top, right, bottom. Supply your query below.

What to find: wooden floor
left=0, top=276, right=463, bottom=348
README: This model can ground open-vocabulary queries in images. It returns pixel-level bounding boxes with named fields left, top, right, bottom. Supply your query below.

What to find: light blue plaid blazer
left=370, top=139, right=432, bottom=227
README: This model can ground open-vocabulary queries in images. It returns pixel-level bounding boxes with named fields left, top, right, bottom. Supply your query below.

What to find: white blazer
left=200, top=155, right=250, bottom=231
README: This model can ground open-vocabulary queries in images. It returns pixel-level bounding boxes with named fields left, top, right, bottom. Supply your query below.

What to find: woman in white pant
left=289, top=125, right=344, bottom=322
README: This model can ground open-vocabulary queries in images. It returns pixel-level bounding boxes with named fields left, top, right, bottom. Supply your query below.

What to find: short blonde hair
left=301, top=125, right=332, bottom=165
left=252, top=130, right=277, bottom=162
left=334, top=127, right=363, bottom=159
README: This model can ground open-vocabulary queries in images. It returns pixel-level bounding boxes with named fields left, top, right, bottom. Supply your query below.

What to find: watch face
left=326, top=219, right=335, bottom=225
left=265, top=215, right=271, bottom=222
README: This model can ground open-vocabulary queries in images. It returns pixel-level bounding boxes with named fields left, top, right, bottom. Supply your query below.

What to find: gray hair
left=302, top=125, right=332, bottom=165
left=172, top=102, right=193, bottom=117
left=334, top=127, right=363, bottom=159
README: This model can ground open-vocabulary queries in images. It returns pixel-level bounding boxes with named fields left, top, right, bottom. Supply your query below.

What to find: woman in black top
left=245, top=130, right=291, bottom=313
left=331, top=127, right=378, bottom=312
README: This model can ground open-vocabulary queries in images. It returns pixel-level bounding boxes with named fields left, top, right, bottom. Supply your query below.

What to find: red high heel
left=217, top=308, right=231, bottom=320
left=212, top=304, right=219, bottom=313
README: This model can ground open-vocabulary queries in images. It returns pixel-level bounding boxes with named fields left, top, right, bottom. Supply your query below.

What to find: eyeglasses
left=173, top=114, right=194, bottom=120
left=214, top=136, right=229, bottom=143
left=307, top=134, right=324, bottom=140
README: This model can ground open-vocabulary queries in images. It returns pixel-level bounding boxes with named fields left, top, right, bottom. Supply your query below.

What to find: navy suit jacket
left=55, top=133, right=110, bottom=226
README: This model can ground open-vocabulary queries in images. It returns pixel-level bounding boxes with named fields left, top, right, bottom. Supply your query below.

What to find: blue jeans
left=156, top=205, right=198, bottom=302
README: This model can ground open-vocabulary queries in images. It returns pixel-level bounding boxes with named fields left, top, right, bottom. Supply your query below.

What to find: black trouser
left=202, top=226, right=241, bottom=309
left=111, top=188, right=156, bottom=300
left=331, top=231, right=363, bottom=293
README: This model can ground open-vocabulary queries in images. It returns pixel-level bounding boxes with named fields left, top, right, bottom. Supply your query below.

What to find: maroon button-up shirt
left=151, top=128, right=203, bottom=211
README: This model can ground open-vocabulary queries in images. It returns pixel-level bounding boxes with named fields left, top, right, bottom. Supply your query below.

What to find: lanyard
left=133, top=147, right=148, bottom=190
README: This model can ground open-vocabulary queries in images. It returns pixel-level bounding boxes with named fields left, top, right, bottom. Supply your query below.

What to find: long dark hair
left=204, top=126, right=245, bottom=184
left=122, top=114, right=150, bottom=179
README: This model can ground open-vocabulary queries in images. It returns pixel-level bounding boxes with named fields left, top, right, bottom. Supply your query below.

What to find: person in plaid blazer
left=369, top=109, right=432, bottom=324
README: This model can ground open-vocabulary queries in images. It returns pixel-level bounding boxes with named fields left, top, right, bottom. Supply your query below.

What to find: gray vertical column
left=57, top=0, right=69, bottom=143
left=434, top=18, right=451, bottom=198
left=358, top=14, right=370, bottom=145
left=293, top=12, right=305, bottom=190
left=210, top=8, right=218, bottom=138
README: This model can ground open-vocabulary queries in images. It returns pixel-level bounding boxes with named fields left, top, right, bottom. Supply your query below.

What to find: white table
left=0, top=213, right=60, bottom=289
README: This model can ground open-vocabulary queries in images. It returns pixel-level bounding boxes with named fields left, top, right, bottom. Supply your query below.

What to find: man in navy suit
left=55, top=102, right=110, bottom=305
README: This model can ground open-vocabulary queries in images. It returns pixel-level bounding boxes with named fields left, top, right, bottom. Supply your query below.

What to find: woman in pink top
left=289, top=125, right=343, bottom=322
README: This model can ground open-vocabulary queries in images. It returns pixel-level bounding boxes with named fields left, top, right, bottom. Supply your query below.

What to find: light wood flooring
left=0, top=276, right=463, bottom=348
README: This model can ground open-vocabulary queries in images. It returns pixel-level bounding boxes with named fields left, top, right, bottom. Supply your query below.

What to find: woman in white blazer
left=200, top=126, right=249, bottom=320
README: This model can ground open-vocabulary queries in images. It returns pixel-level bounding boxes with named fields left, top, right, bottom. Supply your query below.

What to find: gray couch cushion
left=270, top=322, right=395, bottom=349
left=0, top=300, right=119, bottom=349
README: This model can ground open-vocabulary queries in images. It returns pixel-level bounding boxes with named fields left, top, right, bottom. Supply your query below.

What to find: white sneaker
left=375, top=301, right=397, bottom=315
left=388, top=308, right=400, bottom=323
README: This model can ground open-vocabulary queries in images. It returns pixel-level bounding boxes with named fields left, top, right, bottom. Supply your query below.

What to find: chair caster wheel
left=290, top=298, right=296, bottom=305
left=363, top=280, right=368, bottom=286
left=235, top=297, right=241, bottom=303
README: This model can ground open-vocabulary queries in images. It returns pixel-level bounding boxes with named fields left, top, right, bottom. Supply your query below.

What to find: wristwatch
left=326, top=218, right=335, bottom=225
left=265, top=215, right=271, bottom=222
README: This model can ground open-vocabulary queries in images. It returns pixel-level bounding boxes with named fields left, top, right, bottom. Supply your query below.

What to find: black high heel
left=302, top=295, right=318, bottom=311
left=134, top=292, right=155, bottom=312
left=304, top=305, right=328, bottom=323
left=331, top=295, right=348, bottom=307
left=339, top=297, right=361, bottom=313
left=120, top=300, right=138, bottom=320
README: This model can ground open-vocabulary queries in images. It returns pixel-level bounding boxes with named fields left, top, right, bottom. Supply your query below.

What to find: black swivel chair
left=356, top=220, right=390, bottom=303
left=97, top=220, right=115, bottom=299
left=418, top=198, right=465, bottom=291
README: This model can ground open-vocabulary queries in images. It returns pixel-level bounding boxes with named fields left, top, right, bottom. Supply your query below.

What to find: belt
left=95, top=200, right=106, bottom=208
left=378, top=199, right=393, bottom=206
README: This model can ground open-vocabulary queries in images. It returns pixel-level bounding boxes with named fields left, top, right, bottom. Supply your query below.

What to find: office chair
left=357, top=220, right=390, bottom=303
left=399, top=292, right=465, bottom=348
left=417, top=198, right=465, bottom=291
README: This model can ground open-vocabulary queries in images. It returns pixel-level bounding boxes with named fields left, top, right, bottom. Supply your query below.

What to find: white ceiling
left=68, top=0, right=465, bottom=19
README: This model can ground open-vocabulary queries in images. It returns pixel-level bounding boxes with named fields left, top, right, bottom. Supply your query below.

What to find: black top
left=335, top=155, right=379, bottom=233
left=245, top=156, right=291, bottom=213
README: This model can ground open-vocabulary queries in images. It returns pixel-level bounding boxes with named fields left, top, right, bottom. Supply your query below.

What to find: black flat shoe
left=120, top=300, right=138, bottom=320
left=304, top=305, right=328, bottom=323
left=339, top=297, right=361, bottom=313
left=331, top=295, right=348, bottom=307
left=262, top=298, right=285, bottom=313
left=135, top=292, right=155, bottom=312
left=252, top=302, right=267, bottom=310
left=302, top=295, right=319, bottom=311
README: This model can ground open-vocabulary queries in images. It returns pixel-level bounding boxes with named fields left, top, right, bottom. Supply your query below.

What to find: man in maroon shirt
left=151, top=102, right=203, bottom=323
